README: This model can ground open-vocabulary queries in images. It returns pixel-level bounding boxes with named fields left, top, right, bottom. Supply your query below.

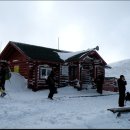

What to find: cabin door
left=69, top=65, right=77, bottom=81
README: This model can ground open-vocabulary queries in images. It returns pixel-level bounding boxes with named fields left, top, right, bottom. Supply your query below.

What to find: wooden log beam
left=107, top=107, right=130, bottom=113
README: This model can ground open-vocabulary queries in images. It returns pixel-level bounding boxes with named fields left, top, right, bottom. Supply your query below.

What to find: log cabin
left=0, top=41, right=112, bottom=91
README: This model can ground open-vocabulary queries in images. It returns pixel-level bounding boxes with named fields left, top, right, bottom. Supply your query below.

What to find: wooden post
left=78, top=63, right=80, bottom=81
left=78, top=62, right=82, bottom=90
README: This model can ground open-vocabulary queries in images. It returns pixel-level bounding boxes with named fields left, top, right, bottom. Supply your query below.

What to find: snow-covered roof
left=57, top=48, right=95, bottom=61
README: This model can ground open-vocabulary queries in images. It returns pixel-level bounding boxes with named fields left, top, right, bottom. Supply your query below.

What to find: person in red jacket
left=117, top=75, right=127, bottom=107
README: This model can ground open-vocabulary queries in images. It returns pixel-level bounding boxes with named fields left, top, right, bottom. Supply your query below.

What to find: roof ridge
left=9, top=41, right=69, bottom=52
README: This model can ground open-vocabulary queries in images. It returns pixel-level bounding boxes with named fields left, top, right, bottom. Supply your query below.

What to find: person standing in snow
left=117, top=75, right=127, bottom=107
left=0, top=61, right=7, bottom=97
left=95, top=75, right=104, bottom=94
left=47, top=70, right=57, bottom=100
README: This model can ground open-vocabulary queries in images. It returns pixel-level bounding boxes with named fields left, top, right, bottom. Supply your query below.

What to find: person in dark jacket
left=95, top=75, right=104, bottom=94
left=47, top=70, right=57, bottom=100
left=0, top=62, right=7, bottom=97
left=117, top=75, right=127, bottom=107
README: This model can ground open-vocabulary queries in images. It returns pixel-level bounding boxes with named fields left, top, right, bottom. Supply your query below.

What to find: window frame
left=39, top=65, right=52, bottom=80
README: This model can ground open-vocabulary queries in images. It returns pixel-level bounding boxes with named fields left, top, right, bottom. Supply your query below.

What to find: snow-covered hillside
left=105, top=59, right=130, bottom=92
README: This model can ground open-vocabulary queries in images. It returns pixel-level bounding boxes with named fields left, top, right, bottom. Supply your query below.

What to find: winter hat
left=120, top=75, right=124, bottom=78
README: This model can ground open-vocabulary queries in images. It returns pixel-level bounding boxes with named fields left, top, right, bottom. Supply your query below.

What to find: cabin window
left=14, top=65, right=19, bottom=73
left=61, top=65, right=68, bottom=76
left=39, top=66, right=52, bottom=79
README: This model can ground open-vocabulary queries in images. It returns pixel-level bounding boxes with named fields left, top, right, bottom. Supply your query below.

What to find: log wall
left=103, top=77, right=118, bottom=92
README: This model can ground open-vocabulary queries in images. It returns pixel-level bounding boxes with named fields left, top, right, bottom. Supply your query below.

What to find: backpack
left=5, top=67, right=11, bottom=80
left=125, top=92, right=130, bottom=101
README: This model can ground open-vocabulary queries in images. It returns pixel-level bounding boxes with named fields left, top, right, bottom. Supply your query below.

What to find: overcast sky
left=0, top=1, right=130, bottom=64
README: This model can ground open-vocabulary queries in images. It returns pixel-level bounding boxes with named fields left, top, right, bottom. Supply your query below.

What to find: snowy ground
left=0, top=72, right=130, bottom=129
